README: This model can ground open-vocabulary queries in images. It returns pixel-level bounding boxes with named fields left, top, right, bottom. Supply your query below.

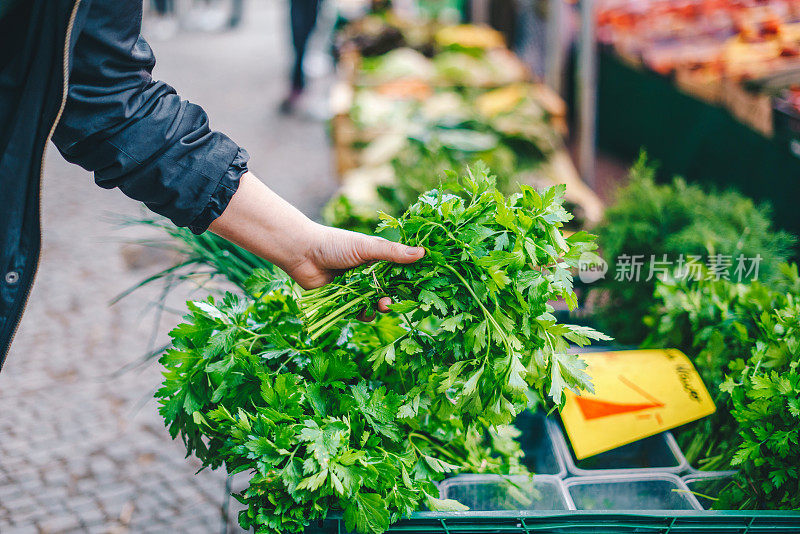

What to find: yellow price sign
left=560, top=349, right=716, bottom=460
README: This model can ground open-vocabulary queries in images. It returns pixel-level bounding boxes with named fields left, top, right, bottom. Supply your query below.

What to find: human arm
left=51, top=0, right=423, bottom=297
left=209, top=173, right=424, bottom=302
left=52, top=0, right=245, bottom=234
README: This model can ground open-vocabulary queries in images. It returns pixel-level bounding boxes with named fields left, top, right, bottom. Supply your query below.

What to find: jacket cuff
left=187, top=147, right=249, bottom=234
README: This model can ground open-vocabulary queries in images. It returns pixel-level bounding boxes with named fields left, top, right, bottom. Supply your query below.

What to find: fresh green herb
left=645, top=264, right=799, bottom=472
left=645, top=264, right=800, bottom=509
left=157, top=168, right=609, bottom=532
left=593, top=153, right=795, bottom=344
left=158, top=280, right=531, bottom=533
left=303, top=164, right=609, bottom=424
left=719, top=299, right=800, bottom=510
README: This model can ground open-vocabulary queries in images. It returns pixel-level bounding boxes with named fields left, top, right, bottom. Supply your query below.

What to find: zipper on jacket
left=1, top=0, right=82, bottom=365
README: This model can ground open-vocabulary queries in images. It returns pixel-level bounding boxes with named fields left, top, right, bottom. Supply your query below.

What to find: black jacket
left=0, top=0, right=248, bottom=367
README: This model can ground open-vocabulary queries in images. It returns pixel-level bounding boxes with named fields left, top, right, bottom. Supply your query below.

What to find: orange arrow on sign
left=574, top=374, right=666, bottom=420
left=575, top=396, right=664, bottom=420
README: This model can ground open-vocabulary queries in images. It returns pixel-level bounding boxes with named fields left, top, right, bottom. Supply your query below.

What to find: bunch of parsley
left=158, top=168, right=606, bottom=532
left=645, top=265, right=800, bottom=509
left=720, top=297, right=800, bottom=510
left=303, top=165, right=608, bottom=424
left=159, top=283, right=529, bottom=533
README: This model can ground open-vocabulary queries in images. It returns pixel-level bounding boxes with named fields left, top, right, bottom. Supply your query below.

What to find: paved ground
left=0, top=1, right=334, bottom=532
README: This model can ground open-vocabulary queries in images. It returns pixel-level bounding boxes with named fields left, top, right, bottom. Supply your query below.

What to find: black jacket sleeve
left=52, top=0, right=247, bottom=234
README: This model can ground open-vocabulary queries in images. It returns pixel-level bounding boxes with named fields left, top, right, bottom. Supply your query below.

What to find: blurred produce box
left=723, top=77, right=775, bottom=135
left=736, top=67, right=800, bottom=137
left=675, top=63, right=726, bottom=103
left=327, top=16, right=605, bottom=234
left=773, top=86, right=800, bottom=152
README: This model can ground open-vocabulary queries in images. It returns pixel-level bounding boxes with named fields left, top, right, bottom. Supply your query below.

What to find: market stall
left=327, top=18, right=605, bottom=231
left=592, top=0, right=800, bottom=237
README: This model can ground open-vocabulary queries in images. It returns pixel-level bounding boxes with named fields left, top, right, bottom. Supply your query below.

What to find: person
left=280, top=0, right=322, bottom=113
left=151, top=0, right=174, bottom=15
left=0, top=0, right=424, bottom=369
left=148, top=0, right=178, bottom=39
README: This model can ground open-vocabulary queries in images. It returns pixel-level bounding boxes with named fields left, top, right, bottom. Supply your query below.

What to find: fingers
left=357, top=236, right=425, bottom=265
left=356, top=297, right=393, bottom=322
left=296, top=228, right=424, bottom=292
left=357, top=308, right=377, bottom=322
left=377, top=296, right=392, bottom=313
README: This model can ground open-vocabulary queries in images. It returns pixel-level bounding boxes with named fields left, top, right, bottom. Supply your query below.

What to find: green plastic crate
left=305, top=510, right=800, bottom=533
left=302, top=412, right=800, bottom=534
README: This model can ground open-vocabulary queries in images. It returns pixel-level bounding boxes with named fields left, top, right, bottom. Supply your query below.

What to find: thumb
left=357, top=236, right=425, bottom=264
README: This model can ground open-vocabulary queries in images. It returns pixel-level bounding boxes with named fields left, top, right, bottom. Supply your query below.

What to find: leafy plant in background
left=325, top=137, right=519, bottom=235
left=157, top=168, right=610, bottom=533
left=645, top=264, right=800, bottom=509
left=593, top=152, right=795, bottom=344
left=324, top=120, right=561, bottom=239
left=644, top=264, right=799, bottom=471
left=326, top=82, right=563, bottom=236
left=645, top=264, right=800, bottom=393
left=718, top=298, right=800, bottom=510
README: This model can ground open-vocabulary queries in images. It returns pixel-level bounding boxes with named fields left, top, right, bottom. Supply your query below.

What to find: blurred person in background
left=228, top=0, right=245, bottom=28
left=151, top=0, right=174, bottom=15
left=280, top=0, right=322, bottom=113
left=148, top=0, right=178, bottom=38
left=0, top=0, right=424, bottom=369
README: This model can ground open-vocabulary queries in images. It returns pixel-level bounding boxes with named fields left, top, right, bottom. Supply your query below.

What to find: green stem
left=307, top=292, right=377, bottom=340
left=409, top=432, right=464, bottom=464
left=440, top=264, right=510, bottom=350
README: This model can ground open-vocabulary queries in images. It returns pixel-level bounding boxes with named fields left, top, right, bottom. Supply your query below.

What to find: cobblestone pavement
left=0, top=1, right=335, bottom=532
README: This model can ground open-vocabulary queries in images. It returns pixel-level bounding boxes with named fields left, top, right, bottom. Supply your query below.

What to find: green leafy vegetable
left=646, top=264, right=800, bottom=509
left=721, top=297, right=800, bottom=510
left=159, top=286, right=530, bottom=534
left=157, top=167, right=609, bottom=532
left=303, top=165, right=608, bottom=424
left=594, top=152, right=795, bottom=344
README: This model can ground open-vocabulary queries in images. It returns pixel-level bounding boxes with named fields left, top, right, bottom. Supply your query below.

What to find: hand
left=209, top=172, right=425, bottom=311
left=285, top=225, right=425, bottom=295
